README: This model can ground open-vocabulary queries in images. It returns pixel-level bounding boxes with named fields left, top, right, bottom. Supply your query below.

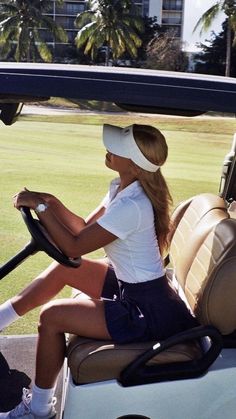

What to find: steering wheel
left=20, top=206, right=81, bottom=268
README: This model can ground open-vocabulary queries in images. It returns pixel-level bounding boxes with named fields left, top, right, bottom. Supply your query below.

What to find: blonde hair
left=133, top=124, right=172, bottom=256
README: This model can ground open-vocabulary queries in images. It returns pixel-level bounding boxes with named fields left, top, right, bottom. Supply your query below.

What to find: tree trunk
left=225, top=19, right=231, bottom=77
left=105, top=46, right=109, bottom=66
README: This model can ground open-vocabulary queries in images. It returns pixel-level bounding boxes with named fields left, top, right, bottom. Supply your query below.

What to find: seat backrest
left=170, top=193, right=236, bottom=335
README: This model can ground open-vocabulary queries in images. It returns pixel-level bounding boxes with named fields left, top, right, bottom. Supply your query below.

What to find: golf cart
left=0, top=64, right=236, bottom=419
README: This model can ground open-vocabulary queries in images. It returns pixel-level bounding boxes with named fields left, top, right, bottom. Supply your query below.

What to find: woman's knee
left=38, top=300, right=62, bottom=332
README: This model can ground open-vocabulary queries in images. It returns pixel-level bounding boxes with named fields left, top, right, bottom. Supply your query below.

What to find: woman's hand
left=13, top=188, right=53, bottom=210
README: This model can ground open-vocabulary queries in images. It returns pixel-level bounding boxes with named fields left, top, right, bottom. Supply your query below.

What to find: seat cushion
left=67, top=335, right=202, bottom=384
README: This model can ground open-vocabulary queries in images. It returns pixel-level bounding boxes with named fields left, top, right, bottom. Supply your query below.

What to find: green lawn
left=0, top=112, right=234, bottom=334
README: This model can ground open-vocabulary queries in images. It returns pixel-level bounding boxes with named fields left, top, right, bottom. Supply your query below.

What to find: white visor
left=103, top=124, right=160, bottom=172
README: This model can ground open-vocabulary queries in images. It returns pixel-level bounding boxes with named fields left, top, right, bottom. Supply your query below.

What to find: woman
left=0, top=124, right=198, bottom=419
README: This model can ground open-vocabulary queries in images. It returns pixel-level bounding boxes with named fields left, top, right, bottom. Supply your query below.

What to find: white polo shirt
left=97, top=178, right=165, bottom=283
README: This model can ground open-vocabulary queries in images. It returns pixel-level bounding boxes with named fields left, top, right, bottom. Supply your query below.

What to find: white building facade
left=136, top=0, right=185, bottom=38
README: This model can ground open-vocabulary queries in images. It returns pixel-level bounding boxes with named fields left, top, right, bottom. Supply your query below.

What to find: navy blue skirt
left=102, top=266, right=198, bottom=344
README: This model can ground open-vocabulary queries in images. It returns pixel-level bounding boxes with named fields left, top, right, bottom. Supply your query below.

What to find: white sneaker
left=0, top=388, right=57, bottom=418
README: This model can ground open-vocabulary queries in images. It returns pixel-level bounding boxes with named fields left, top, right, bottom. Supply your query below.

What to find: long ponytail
left=133, top=125, right=172, bottom=255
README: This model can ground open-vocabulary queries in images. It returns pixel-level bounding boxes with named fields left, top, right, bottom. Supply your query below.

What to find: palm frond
left=75, top=10, right=95, bottom=28
left=0, top=39, right=12, bottom=57
left=108, top=30, right=125, bottom=57
left=117, top=28, right=138, bottom=58
left=122, top=23, right=142, bottom=47
left=41, top=16, right=68, bottom=43
left=75, top=22, right=97, bottom=48
left=33, top=29, right=53, bottom=62
left=0, top=16, right=18, bottom=33
left=36, top=42, right=53, bottom=62
left=193, top=3, right=222, bottom=34
left=0, top=3, right=18, bottom=16
left=90, top=29, right=106, bottom=60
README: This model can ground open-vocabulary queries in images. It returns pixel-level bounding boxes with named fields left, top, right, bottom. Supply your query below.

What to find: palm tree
left=75, top=0, right=144, bottom=65
left=194, top=0, right=236, bottom=77
left=0, top=0, right=68, bottom=62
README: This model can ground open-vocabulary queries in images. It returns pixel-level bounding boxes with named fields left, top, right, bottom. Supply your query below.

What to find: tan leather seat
left=67, top=193, right=236, bottom=385
left=67, top=335, right=201, bottom=385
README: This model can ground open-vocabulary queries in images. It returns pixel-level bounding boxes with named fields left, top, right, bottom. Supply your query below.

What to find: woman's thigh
left=36, top=257, right=109, bottom=299
left=40, top=297, right=111, bottom=340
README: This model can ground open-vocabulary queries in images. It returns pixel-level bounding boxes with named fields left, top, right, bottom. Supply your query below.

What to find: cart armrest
left=119, top=325, right=222, bottom=387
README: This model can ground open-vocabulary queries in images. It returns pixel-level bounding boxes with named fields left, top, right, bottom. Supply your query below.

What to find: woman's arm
left=13, top=189, right=114, bottom=258
left=35, top=211, right=116, bottom=258
left=17, top=189, right=105, bottom=234
left=45, top=196, right=105, bottom=233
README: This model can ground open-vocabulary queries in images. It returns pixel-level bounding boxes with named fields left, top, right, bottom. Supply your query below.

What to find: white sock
left=31, top=384, right=56, bottom=416
left=0, top=300, right=20, bottom=330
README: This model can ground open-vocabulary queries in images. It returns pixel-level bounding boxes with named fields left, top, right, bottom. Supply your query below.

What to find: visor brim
left=103, top=124, right=130, bottom=159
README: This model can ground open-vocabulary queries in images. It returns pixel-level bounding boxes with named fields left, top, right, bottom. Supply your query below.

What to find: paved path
left=0, top=335, right=64, bottom=418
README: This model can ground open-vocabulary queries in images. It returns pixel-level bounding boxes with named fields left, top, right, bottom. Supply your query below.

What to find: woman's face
left=105, top=151, right=133, bottom=175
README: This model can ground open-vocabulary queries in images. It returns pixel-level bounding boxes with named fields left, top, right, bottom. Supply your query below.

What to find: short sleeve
left=97, top=198, right=141, bottom=239
left=99, top=191, right=110, bottom=208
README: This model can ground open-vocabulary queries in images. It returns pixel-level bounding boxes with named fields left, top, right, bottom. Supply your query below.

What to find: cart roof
left=0, top=63, right=236, bottom=124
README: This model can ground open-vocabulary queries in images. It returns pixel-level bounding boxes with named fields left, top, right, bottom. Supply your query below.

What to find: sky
left=183, top=0, right=225, bottom=51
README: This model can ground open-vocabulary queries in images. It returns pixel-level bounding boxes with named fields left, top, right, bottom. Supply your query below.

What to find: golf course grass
left=0, top=110, right=235, bottom=334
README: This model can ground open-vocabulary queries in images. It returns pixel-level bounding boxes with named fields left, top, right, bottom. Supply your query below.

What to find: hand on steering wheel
left=20, top=207, right=81, bottom=268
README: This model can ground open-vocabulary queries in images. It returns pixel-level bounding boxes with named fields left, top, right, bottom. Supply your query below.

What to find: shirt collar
left=110, top=178, right=142, bottom=201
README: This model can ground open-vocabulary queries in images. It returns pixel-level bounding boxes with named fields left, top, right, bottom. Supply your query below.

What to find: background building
left=45, top=0, right=185, bottom=55
left=161, top=0, right=185, bottom=38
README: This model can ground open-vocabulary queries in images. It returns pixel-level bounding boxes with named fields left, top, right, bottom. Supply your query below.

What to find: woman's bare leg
left=35, top=297, right=111, bottom=388
left=11, top=257, right=108, bottom=316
